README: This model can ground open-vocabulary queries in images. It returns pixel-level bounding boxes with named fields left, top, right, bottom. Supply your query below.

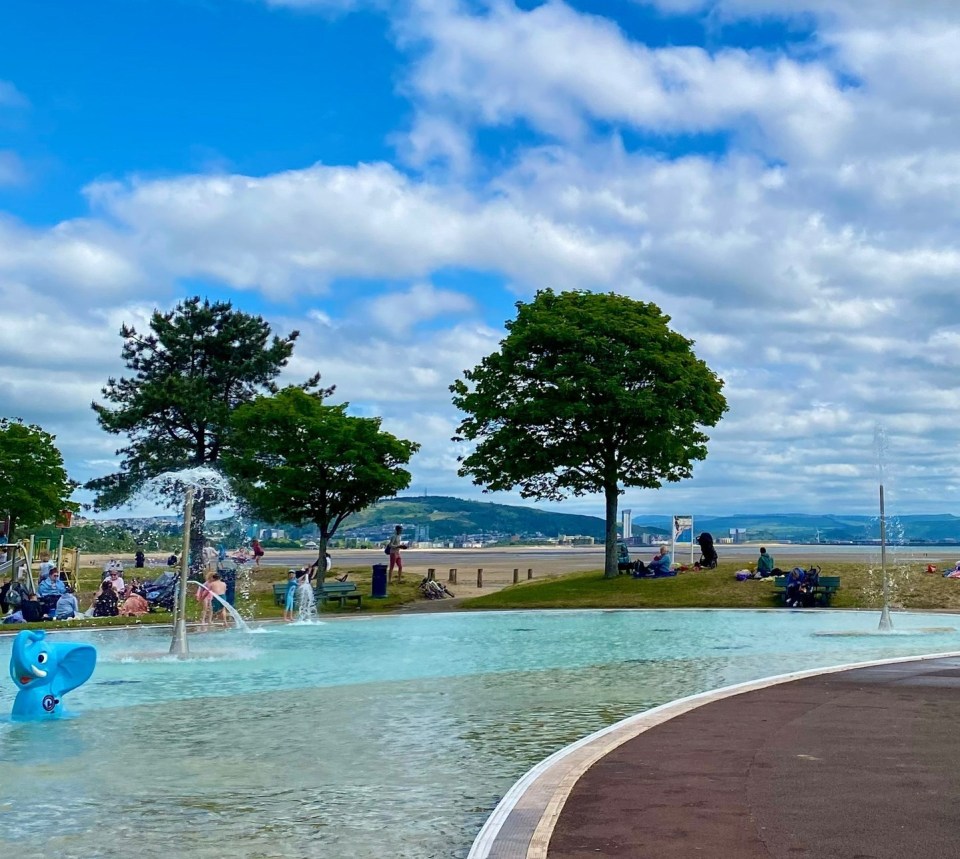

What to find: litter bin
left=218, top=563, right=237, bottom=607
left=371, top=563, right=388, bottom=599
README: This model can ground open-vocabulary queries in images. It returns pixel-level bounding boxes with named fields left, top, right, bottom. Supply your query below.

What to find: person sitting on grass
left=55, top=586, right=80, bottom=620
left=118, top=585, right=150, bottom=617
left=756, top=547, right=775, bottom=578
left=21, top=592, right=44, bottom=623
left=38, top=568, right=67, bottom=617
left=633, top=545, right=673, bottom=578
left=93, top=578, right=119, bottom=617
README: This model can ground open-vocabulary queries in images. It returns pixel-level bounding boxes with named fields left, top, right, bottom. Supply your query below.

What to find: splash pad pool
left=2, top=609, right=958, bottom=859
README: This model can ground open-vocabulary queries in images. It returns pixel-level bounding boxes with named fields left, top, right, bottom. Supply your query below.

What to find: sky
left=2, top=0, right=960, bottom=524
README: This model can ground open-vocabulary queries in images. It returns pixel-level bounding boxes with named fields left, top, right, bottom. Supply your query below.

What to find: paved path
left=546, top=655, right=960, bottom=859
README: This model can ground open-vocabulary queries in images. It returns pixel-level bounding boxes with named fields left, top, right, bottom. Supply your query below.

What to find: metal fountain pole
left=170, top=485, right=195, bottom=657
left=878, top=484, right=893, bottom=631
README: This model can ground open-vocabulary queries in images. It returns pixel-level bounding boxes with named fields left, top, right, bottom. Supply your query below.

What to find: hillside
left=339, top=495, right=607, bottom=540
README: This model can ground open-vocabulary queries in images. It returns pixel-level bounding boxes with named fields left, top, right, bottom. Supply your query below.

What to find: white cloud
left=86, top=163, right=630, bottom=293
left=366, top=282, right=476, bottom=333
left=402, top=1, right=851, bottom=159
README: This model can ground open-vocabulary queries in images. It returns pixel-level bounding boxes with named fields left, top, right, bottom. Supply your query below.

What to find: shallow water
left=1, top=609, right=958, bottom=858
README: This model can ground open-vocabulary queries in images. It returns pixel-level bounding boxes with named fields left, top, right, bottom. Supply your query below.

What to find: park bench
left=272, top=580, right=363, bottom=610
left=772, top=575, right=841, bottom=607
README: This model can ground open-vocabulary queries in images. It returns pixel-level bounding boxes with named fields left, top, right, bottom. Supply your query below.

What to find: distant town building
left=729, top=528, right=747, bottom=544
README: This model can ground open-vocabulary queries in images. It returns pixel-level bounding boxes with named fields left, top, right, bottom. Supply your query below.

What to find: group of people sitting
left=629, top=544, right=676, bottom=578
left=0, top=557, right=153, bottom=624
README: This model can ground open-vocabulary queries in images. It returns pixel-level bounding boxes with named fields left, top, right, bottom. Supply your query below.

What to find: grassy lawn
left=460, top=561, right=960, bottom=612
left=3, top=563, right=422, bottom=633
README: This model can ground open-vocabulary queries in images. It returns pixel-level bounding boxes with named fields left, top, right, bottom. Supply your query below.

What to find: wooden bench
left=272, top=580, right=362, bottom=609
left=319, top=581, right=362, bottom=609
left=772, top=575, right=841, bottom=607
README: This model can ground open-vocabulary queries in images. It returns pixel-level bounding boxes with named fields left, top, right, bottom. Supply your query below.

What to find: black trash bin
left=218, top=562, right=237, bottom=607
left=371, top=563, right=388, bottom=599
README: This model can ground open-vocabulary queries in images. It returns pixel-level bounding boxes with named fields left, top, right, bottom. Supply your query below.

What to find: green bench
left=318, top=581, right=362, bottom=609
left=772, top=575, right=841, bottom=607
left=272, top=580, right=362, bottom=610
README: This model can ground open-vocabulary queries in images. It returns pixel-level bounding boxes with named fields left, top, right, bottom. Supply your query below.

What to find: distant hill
left=339, top=495, right=607, bottom=540
left=631, top=513, right=960, bottom=544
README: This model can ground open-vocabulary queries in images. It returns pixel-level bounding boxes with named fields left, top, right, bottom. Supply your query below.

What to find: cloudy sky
left=2, top=0, right=959, bottom=523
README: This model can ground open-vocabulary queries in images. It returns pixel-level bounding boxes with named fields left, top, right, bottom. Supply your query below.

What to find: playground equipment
left=8, top=629, right=97, bottom=720
left=0, top=536, right=81, bottom=592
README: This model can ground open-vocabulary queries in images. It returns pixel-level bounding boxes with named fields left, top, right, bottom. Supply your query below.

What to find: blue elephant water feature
left=7, top=629, right=96, bottom=720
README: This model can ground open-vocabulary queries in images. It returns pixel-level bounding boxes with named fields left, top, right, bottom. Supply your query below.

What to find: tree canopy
left=222, top=387, right=420, bottom=577
left=450, top=289, right=727, bottom=577
left=87, top=296, right=325, bottom=561
left=0, top=419, right=76, bottom=542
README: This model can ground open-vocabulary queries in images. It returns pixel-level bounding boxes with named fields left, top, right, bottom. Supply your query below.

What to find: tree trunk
left=604, top=483, right=619, bottom=578
left=317, top=537, right=329, bottom=584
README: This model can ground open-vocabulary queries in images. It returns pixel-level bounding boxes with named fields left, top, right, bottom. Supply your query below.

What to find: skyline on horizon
left=3, top=1, right=960, bottom=520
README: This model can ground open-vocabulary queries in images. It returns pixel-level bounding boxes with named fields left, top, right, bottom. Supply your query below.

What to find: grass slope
left=461, top=561, right=960, bottom=612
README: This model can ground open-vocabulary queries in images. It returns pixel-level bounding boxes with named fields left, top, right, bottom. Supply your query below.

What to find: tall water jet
left=134, top=467, right=237, bottom=658
left=296, top=577, right=319, bottom=623
left=170, top=486, right=195, bottom=657
left=878, top=484, right=893, bottom=632
left=875, top=426, right=894, bottom=632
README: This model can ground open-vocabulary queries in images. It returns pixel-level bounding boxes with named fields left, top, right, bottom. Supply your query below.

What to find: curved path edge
left=467, top=647, right=960, bottom=859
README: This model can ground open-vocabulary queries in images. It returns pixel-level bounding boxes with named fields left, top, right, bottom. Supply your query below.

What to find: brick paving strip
left=469, top=651, right=960, bottom=859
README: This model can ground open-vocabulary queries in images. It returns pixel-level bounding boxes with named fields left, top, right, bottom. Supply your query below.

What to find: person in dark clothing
left=135, top=549, right=145, bottom=568
left=93, top=579, right=119, bottom=617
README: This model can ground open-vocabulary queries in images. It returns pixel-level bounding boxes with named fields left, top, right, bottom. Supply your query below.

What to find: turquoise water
left=1, top=609, right=958, bottom=858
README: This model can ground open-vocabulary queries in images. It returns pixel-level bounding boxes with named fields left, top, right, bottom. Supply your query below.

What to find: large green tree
left=87, top=297, right=325, bottom=564
left=0, top=419, right=76, bottom=543
left=450, top=289, right=727, bottom=578
left=222, top=387, right=420, bottom=578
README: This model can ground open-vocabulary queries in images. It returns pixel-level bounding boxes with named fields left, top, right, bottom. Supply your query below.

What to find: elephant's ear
left=51, top=643, right=97, bottom=697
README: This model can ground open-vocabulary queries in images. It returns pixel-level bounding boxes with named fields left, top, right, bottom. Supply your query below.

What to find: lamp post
left=169, top=486, right=195, bottom=657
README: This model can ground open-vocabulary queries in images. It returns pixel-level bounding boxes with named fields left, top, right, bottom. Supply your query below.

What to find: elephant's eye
left=37, top=653, right=48, bottom=664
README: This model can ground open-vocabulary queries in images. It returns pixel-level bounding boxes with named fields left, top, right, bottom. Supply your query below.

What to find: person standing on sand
left=388, top=525, right=408, bottom=584
left=251, top=539, right=264, bottom=568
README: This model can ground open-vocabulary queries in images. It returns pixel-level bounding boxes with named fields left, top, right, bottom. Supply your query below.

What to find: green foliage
left=86, top=297, right=325, bottom=564
left=0, top=419, right=76, bottom=541
left=222, top=387, right=420, bottom=572
left=33, top=523, right=183, bottom=554
left=451, top=289, right=727, bottom=577
left=87, top=297, right=321, bottom=508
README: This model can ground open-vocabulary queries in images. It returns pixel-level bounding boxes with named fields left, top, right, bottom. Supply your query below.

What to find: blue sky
left=3, top=0, right=960, bottom=523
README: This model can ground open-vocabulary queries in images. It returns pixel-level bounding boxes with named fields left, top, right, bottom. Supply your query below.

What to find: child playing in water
left=197, top=571, right=215, bottom=629
left=283, top=570, right=297, bottom=622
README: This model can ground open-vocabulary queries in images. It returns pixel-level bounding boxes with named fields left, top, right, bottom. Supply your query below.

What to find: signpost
left=672, top=515, right=695, bottom=565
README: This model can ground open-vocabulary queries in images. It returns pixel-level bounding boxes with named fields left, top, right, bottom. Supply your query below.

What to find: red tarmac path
left=546, top=655, right=960, bottom=858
